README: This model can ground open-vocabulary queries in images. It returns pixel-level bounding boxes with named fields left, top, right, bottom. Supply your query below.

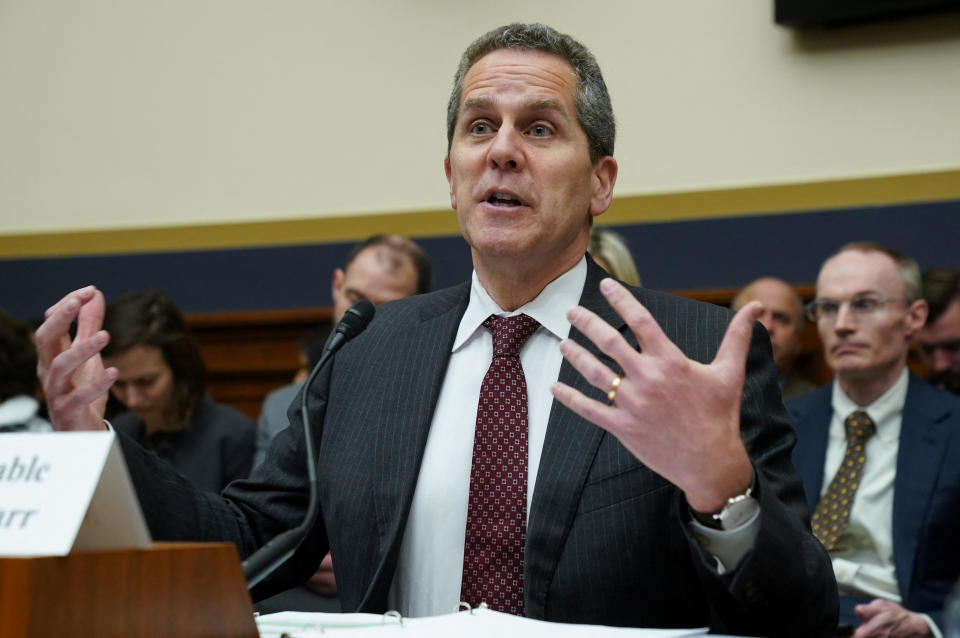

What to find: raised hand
left=550, top=278, right=763, bottom=514
left=35, top=286, right=116, bottom=431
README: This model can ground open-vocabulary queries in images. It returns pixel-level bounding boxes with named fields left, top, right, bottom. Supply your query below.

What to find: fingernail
left=567, top=307, right=581, bottom=322
left=94, top=331, right=108, bottom=346
left=600, top=278, right=616, bottom=293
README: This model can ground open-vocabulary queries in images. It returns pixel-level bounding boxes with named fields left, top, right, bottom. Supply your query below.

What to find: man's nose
left=488, top=127, right=525, bottom=170
left=931, top=348, right=952, bottom=373
left=758, top=315, right=775, bottom=336
left=125, top=387, right=145, bottom=408
left=833, top=303, right=857, bottom=334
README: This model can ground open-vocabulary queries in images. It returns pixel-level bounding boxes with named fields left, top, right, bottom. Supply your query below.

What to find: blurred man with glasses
left=789, top=242, right=960, bottom=638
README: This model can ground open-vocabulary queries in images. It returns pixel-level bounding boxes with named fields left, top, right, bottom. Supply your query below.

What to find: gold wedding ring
left=607, top=375, right=622, bottom=403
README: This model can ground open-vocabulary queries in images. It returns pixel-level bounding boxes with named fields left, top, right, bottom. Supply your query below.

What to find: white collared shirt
left=825, top=368, right=907, bottom=601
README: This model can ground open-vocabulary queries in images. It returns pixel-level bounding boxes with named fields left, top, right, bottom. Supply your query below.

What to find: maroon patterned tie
left=460, top=313, right=540, bottom=616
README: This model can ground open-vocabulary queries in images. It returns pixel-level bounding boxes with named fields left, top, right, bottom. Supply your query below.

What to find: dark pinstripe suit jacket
left=120, top=258, right=837, bottom=637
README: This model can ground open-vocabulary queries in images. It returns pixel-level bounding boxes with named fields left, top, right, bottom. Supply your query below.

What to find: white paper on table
left=256, top=608, right=708, bottom=638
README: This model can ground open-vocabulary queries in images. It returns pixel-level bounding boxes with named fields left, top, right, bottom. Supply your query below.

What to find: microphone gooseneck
left=243, top=300, right=375, bottom=589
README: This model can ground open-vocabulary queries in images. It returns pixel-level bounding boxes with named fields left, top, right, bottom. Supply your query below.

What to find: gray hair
left=830, top=241, right=922, bottom=302
left=446, top=23, right=615, bottom=164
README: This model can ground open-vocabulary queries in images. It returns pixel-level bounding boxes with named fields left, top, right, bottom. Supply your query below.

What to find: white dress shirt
left=825, top=368, right=907, bottom=601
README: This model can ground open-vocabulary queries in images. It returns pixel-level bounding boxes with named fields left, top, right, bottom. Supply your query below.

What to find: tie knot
left=484, top=313, right=540, bottom=358
left=844, top=410, right=876, bottom=442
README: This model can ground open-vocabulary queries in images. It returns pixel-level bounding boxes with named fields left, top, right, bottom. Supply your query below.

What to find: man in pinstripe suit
left=37, top=23, right=836, bottom=636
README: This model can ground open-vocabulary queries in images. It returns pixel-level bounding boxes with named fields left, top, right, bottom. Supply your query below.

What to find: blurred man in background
left=733, top=276, right=815, bottom=400
left=917, top=268, right=960, bottom=395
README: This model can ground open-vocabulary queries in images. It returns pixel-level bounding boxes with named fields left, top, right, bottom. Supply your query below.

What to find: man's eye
left=529, top=124, right=551, bottom=137
left=935, top=340, right=960, bottom=354
left=820, top=301, right=840, bottom=315
left=851, top=297, right=880, bottom=313
left=771, top=312, right=791, bottom=326
left=471, top=122, right=492, bottom=135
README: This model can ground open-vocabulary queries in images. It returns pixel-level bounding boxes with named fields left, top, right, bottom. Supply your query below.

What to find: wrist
left=686, top=456, right=753, bottom=515
left=689, top=472, right=757, bottom=531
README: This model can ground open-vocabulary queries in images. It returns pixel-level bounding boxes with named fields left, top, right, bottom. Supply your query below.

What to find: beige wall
left=2, top=0, right=959, bottom=235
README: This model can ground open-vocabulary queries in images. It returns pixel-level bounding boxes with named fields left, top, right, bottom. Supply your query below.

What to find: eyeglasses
left=805, top=294, right=902, bottom=323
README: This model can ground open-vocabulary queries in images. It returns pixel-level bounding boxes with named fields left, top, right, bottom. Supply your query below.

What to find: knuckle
left=598, top=331, right=621, bottom=352
left=662, top=352, right=688, bottom=375
left=50, top=393, right=75, bottom=416
left=625, top=308, right=650, bottom=329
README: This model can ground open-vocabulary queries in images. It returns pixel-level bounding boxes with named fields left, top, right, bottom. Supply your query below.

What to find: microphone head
left=336, top=299, right=375, bottom=341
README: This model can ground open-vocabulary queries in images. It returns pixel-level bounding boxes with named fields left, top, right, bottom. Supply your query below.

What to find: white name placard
left=0, top=431, right=151, bottom=556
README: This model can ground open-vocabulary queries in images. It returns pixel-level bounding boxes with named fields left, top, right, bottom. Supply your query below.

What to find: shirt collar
left=452, top=256, right=587, bottom=352
left=831, top=367, right=908, bottom=445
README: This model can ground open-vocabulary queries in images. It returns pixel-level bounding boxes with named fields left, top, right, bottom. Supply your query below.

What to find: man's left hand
left=550, top=278, right=762, bottom=514
left=853, top=599, right=933, bottom=638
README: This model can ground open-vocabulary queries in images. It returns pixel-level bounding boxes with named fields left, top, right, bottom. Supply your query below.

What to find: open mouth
left=486, top=192, right=525, bottom=207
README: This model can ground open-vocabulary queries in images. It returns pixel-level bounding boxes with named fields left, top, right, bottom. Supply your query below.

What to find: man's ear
left=588, top=156, right=618, bottom=219
left=332, top=268, right=345, bottom=296
left=905, top=298, right=929, bottom=337
left=444, top=156, right=457, bottom=209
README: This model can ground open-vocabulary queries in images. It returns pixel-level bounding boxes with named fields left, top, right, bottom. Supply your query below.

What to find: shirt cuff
left=687, top=503, right=761, bottom=574
left=919, top=612, right=942, bottom=638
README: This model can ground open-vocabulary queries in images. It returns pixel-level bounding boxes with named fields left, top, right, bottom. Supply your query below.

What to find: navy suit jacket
left=788, top=375, right=960, bottom=628
left=119, top=258, right=836, bottom=636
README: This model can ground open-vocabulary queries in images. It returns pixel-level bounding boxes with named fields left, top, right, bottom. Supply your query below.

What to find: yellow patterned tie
left=811, top=410, right=876, bottom=551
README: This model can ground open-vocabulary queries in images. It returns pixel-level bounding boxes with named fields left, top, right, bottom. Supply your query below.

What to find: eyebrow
left=461, top=96, right=567, bottom=116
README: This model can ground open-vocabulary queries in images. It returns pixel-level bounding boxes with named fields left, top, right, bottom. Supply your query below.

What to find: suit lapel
left=360, top=283, right=470, bottom=609
left=892, top=375, right=953, bottom=603
left=789, top=386, right=834, bottom=512
left=525, top=259, right=631, bottom=618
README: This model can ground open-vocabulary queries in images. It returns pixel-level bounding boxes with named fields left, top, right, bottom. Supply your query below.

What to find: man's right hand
left=35, top=286, right=116, bottom=431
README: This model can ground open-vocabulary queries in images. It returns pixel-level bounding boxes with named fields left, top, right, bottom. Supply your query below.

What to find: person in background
left=255, top=234, right=432, bottom=468
left=588, top=227, right=641, bottom=286
left=0, top=308, right=51, bottom=433
left=103, top=289, right=256, bottom=493
left=254, top=234, right=432, bottom=611
left=254, top=327, right=330, bottom=469
left=789, top=242, right=960, bottom=637
left=732, top=277, right=816, bottom=401
left=917, top=268, right=960, bottom=395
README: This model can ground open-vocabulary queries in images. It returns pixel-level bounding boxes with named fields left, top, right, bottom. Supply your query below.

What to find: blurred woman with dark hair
left=103, top=289, right=255, bottom=492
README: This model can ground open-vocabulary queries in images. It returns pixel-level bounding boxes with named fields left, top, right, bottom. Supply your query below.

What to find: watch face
left=719, top=496, right=759, bottom=530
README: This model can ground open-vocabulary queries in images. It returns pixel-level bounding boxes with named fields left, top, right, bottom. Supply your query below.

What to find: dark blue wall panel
left=2, top=201, right=956, bottom=321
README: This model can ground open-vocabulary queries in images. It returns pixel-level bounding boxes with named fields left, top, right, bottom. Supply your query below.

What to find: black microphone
left=243, top=299, right=375, bottom=588
left=321, top=299, right=377, bottom=358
